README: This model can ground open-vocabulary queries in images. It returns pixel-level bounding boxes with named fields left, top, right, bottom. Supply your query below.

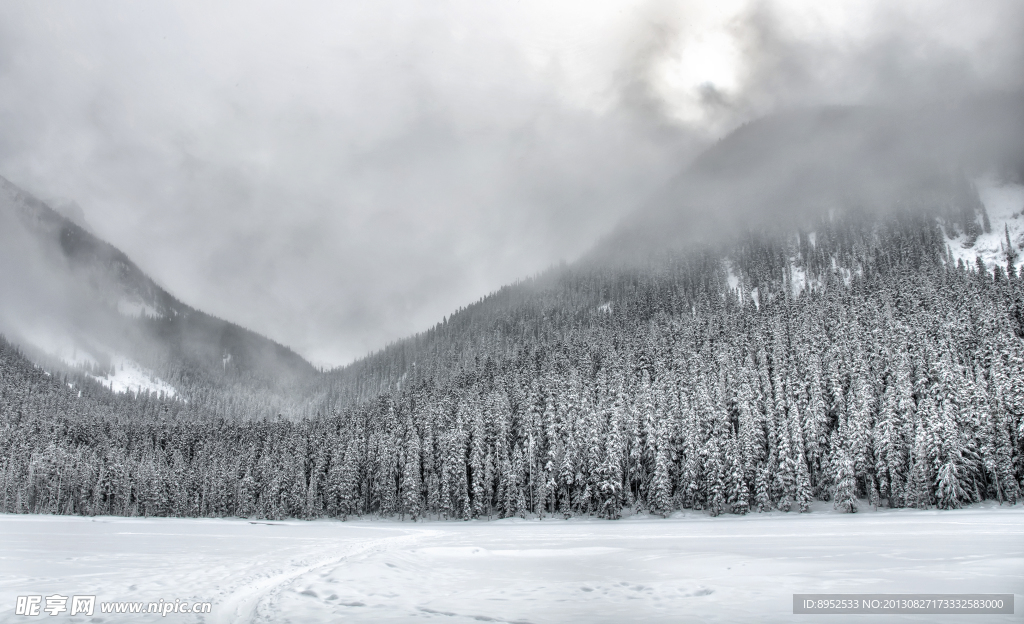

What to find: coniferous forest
left=2, top=208, right=1022, bottom=521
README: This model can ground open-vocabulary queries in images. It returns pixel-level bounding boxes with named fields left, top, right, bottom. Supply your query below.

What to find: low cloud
left=0, top=1, right=1020, bottom=365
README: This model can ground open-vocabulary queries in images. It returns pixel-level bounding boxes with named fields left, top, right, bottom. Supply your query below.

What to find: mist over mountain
left=2, top=83, right=1024, bottom=523
left=594, top=93, right=1024, bottom=265
left=0, top=175, right=317, bottom=415
left=311, top=94, right=1024, bottom=407
left=3, top=0, right=1022, bottom=368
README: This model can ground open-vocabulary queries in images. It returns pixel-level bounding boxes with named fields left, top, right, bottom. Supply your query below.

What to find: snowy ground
left=1, top=503, right=1020, bottom=623
left=87, top=356, right=177, bottom=398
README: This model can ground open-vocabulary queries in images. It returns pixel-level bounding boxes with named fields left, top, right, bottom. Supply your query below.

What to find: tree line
left=1, top=209, right=1022, bottom=520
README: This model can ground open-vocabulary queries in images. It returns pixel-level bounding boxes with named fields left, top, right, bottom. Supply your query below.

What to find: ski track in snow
left=218, top=528, right=441, bottom=624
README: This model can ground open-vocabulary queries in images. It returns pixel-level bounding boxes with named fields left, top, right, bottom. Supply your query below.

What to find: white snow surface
left=948, top=178, right=1024, bottom=272
left=11, top=331, right=176, bottom=397
left=89, top=356, right=176, bottom=398
left=1, top=502, right=1020, bottom=623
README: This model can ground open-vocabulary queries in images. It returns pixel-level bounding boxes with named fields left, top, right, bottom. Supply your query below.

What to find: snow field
left=949, top=179, right=1024, bottom=272
left=0, top=503, right=1020, bottom=624
left=15, top=328, right=178, bottom=398
left=88, top=356, right=177, bottom=398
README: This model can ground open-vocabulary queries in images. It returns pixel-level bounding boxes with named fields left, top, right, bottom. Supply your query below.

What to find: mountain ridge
left=0, top=175, right=318, bottom=414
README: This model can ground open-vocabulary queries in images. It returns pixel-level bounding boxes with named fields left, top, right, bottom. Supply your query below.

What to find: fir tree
left=833, top=451, right=858, bottom=513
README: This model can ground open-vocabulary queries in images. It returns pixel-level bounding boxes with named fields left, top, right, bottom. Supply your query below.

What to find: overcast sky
left=0, top=0, right=1020, bottom=366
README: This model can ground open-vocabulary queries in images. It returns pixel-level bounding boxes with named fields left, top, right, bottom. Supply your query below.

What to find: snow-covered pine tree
left=400, top=418, right=422, bottom=520
left=338, top=437, right=361, bottom=518
left=935, top=400, right=970, bottom=510
left=649, top=418, right=674, bottom=515
left=795, top=446, right=813, bottom=513
left=596, top=389, right=625, bottom=519
left=774, top=415, right=796, bottom=512
left=755, top=464, right=772, bottom=512
left=833, top=450, right=858, bottom=513
left=724, top=430, right=749, bottom=515
left=469, top=400, right=487, bottom=518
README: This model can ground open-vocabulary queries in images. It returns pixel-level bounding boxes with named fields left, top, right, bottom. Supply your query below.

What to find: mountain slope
left=0, top=175, right=317, bottom=412
left=318, top=100, right=1024, bottom=411
left=594, top=96, right=1024, bottom=264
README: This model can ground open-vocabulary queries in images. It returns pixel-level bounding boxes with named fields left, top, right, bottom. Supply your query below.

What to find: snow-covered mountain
left=320, top=98, right=1024, bottom=408
left=0, top=175, right=316, bottom=408
left=2, top=98, right=1023, bottom=524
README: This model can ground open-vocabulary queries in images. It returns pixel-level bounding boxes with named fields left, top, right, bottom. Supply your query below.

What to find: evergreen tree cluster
left=2, top=211, right=1023, bottom=520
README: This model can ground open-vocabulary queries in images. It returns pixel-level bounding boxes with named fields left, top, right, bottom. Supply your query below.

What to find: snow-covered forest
left=3, top=204, right=1023, bottom=521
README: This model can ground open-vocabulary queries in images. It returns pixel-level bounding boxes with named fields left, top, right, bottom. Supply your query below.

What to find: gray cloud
left=0, top=1, right=1021, bottom=366
left=740, top=1, right=1023, bottom=110
left=619, top=0, right=1024, bottom=130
